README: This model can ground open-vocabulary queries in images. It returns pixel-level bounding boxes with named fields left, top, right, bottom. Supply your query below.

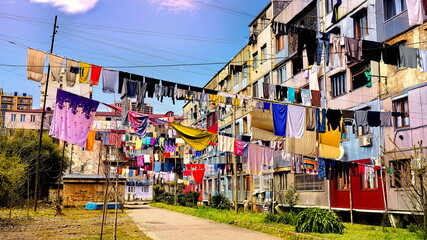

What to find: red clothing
left=90, top=65, right=102, bottom=85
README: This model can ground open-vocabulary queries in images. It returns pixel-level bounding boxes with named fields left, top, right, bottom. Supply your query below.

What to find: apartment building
left=0, top=88, right=32, bottom=125
left=182, top=0, right=427, bottom=222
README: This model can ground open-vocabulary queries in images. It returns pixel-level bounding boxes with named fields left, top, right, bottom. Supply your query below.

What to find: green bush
left=210, top=194, right=231, bottom=210
left=177, top=192, right=200, bottom=207
left=263, top=211, right=298, bottom=225
left=295, top=208, right=344, bottom=234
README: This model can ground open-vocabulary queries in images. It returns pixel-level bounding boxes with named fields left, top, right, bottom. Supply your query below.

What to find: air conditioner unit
left=359, top=136, right=371, bottom=147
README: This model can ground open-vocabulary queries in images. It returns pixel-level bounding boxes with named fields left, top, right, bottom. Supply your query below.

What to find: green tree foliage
left=0, top=129, right=69, bottom=204
left=295, top=208, right=345, bottom=234
left=0, top=154, right=27, bottom=205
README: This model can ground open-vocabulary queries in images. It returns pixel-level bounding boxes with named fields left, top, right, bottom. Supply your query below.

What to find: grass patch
left=0, top=206, right=150, bottom=240
left=150, top=203, right=418, bottom=240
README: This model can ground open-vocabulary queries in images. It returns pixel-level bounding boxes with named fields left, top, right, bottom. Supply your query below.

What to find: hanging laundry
left=383, top=44, right=400, bottom=66
left=362, top=40, right=383, bottom=62
left=318, top=118, right=342, bottom=159
left=329, top=34, right=346, bottom=69
left=287, top=87, right=295, bottom=102
left=301, top=89, right=312, bottom=106
left=217, top=135, right=234, bottom=152
left=102, top=68, right=118, bottom=93
left=326, top=109, right=342, bottom=131
left=298, top=28, right=317, bottom=65
left=380, top=112, right=393, bottom=127
left=331, top=0, right=342, bottom=23
left=145, top=77, right=160, bottom=98
left=117, top=71, right=131, bottom=94
left=272, top=103, right=288, bottom=136
left=27, top=48, right=46, bottom=82
left=318, top=158, right=327, bottom=178
left=345, top=37, right=362, bottom=63
left=406, top=0, right=426, bottom=25
left=234, top=140, right=248, bottom=156
left=355, top=110, right=368, bottom=126
left=286, top=129, right=317, bottom=156
left=49, top=89, right=99, bottom=147
left=316, top=108, right=327, bottom=133
left=192, top=169, right=205, bottom=184
left=286, top=105, right=305, bottom=138
left=65, top=59, right=79, bottom=87
left=79, top=62, right=90, bottom=83
left=306, top=107, right=316, bottom=131
left=367, top=111, right=381, bottom=127
left=85, top=130, right=96, bottom=151
left=316, top=32, right=330, bottom=66
left=251, top=107, right=274, bottom=131
left=309, top=65, right=319, bottom=91
left=108, top=133, right=122, bottom=147
left=247, top=143, right=273, bottom=175
left=311, top=90, right=321, bottom=107
left=90, top=64, right=102, bottom=85
left=154, top=162, right=162, bottom=172
left=399, top=45, right=419, bottom=68
left=48, top=54, right=64, bottom=81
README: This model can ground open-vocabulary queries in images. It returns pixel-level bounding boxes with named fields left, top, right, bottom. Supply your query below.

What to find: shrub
left=177, top=192, right=200, bottom=207
left=210, top=194, right=231, bottom=210
left=263, top=211, right=298, bottom=225
left=295, top=208, right=344, bottom=234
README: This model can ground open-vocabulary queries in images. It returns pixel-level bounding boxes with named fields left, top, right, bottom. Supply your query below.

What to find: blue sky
left=0, top=0, right=269, bottom=114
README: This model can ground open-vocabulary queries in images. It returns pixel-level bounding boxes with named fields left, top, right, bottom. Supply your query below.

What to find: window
left=276, top=34, right=285, bottom=53
left=142, top=186, right=149, bottom=192
left=390, top=160, right=411, bottom=188
left=253, top=52, right=259, bottom=69
left=361, top=168, right=379, bottom=190
left=331, top=73, right=346, bottom=97
left=264, top=73, right=270, bottom=84
left=337, top=172, right=350, bottom=190
left=274, top=172, right=288, bottom=191
left=253, top=175, right=261, bottom=190
left=392, top=96, right=410, bottom=128
left=351, top=60, right=371, bottom=90
left=261, top=44, right=267, bottom=63
left=292, top=55, right=303, bottom=75
left=295, top=174, right=324, bottom=191
left=277, top=65, right=287, bottom=83
left=243, top=117, right=248, bottom=133
left=252, top=80, right=263, bottom=98
left=11, top=114, right=16, bottom=122
left=353, top=9, right=369, bottom=39
left=30, top=115, right=36, bottom=122
left=20, top=114, right=26, bottom=122
left=234, top=72, right=240, bottom=86
left=384, top=0, right=406, bottom=20
left=244, top=176, right=251, bottom=192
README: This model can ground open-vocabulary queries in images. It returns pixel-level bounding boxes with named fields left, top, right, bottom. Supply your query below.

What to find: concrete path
left=127, top=204, right=284, bottom=240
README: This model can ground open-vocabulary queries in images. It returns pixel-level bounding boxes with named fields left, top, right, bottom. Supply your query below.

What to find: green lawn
left=150, top=202, right=418, bottom=240
left=0, top=206, right=150, bottom=240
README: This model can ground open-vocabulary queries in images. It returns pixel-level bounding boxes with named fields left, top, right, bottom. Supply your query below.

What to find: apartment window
left=351, top=60, right=371, bottom=90
left=243, top=117, right=248, bottom=133
left=295, top=174, right=324, bottom=191
left=30, top=115, right=36, bottom=123
left=253, top=52, right=259, bottom=69
left=274, top=172, right=288, bottom=191
left=390, top=159, right=411, bottom=188
left=11, top=114, right=16, bottom=122
left=244, top=176, right=251, bottom=192
left=264, top=73, right=270, bottom=84
left=337, top=173, right=350, bottom=190
left=253, top=175, right=261, bottom=190
left=20, top=114, right=26, bottom=122
left=276, top=34, right=285, bottom=53
left=277, top=65, right=287, bottom=83
left=384, top=0, right=406, bottom=20
left=392, top=96, right=410, bottom=128
left=1, top=104, right=7, bottom=109
left=252, top=80, right=263, bottom=98
left=362, top=169, right=379, bottom=190
left=142, top=186, right=149, bottom=193
left=261, top=44, right=267, bottom=63
left=234, top=72, right=240, bottom=86
left=353, top=9, right=368, bottom=39
left=331, top=72, right=346, bottom=97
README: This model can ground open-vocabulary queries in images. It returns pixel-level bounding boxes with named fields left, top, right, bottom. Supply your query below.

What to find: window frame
left=261, top=44, right=267, bottom=63
left=330, top=72, right=347, bottom=97
left=361, top=168, right=379, bottom=190
left=351, top=60, right=371, bottom=90
left=295, top=173, right=325, bottom=191
left=253, top=51, right=259, bottom=69
left=277, top=65, right=287, bottom=83
left=20, top=114, right=26, bottom=122
left=383, top=0, right=407, bottom=21
left=353, top=10, right=369, bottom=39
left=392, top=96, right=410, bottom=128
left=11, top=114, right=16, bottom=122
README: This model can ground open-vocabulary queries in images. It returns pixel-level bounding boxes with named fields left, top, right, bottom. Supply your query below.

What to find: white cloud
left=147, top=0, right=196, bottom=13
left=30, top=0, right=99, bottom=14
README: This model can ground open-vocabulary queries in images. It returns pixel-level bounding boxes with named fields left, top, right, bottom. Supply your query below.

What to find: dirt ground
left=0, top=206, right=150, bottom=240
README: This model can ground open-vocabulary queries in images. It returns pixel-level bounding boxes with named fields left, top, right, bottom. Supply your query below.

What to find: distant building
left=114, top=99, right=153, bottom=114
left=0, top=88, right=32, bottom=125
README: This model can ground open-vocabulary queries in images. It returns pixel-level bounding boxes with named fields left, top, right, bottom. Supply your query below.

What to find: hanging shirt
left=79, top=62, right=90, bottom=83
left=362, top=40, right=383, bottom=62
left=354, top=110, right=368, bottom=126
left=326, top=109, right=342, bottom=131
left=85, top=130, right=96, bottom=151
left=286, top=105, right=305, bottom=138
left=399, top=45, right=419, bottom=68
left=309, top=65, right=319, bottom=91
left=383, top=44, right=400, bottom=66
left=234, top=140, right=248, bottom=156
left=287, top=87, right=296, bottom=102
left=345, top=37, right=362, bottom=63
left=380, top=112, right=393, bottom=127
left=301, top=89, right=312, bottom=106
left=66, top=59, right=79, bottom=87
left=102, top=68, right=118, bottom=93
left=272, top=103, right=288, bottom=136
left=367, top=111, right=381, bottom=127
left=170, top=123, right=217, bottom=151
left=27, top=48, right=46, bottom=82
left=419, top=49, right=427, bottom=72
left=90, top=64, right=102, bottom=85
left=306, top=107, right=316, bottom=131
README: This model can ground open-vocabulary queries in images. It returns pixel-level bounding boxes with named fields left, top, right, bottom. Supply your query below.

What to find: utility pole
left=232, top=105, right=238, bottom=213
left=34, top=15, right=58, bottom=212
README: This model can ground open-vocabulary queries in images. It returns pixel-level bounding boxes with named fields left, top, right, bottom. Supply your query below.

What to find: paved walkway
left=127, top=205, right=284, bottom=240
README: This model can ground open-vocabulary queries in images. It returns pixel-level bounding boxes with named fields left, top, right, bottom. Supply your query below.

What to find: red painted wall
left=330, top=160, right=385, bottom=210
